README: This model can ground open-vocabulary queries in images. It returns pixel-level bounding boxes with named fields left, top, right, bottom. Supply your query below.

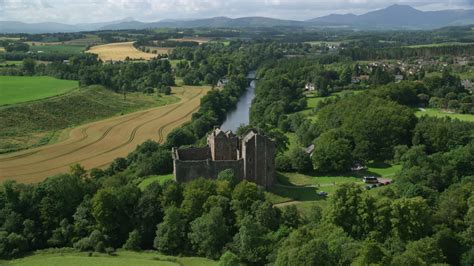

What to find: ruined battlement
left=172, top=128, right=275, bottom=187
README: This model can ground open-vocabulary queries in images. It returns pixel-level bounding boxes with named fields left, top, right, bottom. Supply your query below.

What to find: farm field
left=416, top=108, right=474, bottom=122
left=143, top=46, right=174, bottom=55
left=0, top=76, right=78, bottom=105
left=0, top=60, right=22, bottom=66
left=1, top=250, right=216, bottom=266
left=405, top=42, right=474, bottom=48
left=168, top=37, right=211, bottom=44
left=87, top=42, right=158, bottom=61
left=0, top=85, right=179, bottom=153
left=28, top=43, right=86, bottom=54
left=0, top=86, right=211, bottom=183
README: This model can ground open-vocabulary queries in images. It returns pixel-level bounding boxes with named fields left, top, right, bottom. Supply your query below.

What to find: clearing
left=1, top=250, right=216, bottom=266
left=0, top=76, right=78, bottom=105
left=87, top=42, right=158, bottom=61
left=0, top=86, right=211, bottom=183
left=267, top=163, right=401, bottom=213
left=416, top=108, right=474, bottom=122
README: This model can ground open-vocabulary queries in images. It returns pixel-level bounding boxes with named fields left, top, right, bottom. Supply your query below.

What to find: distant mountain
left=98, top=17, right=303, bottom=30
left=0, top=21, right=80, bottom=34
left=308, top=4, right=474, bottom=29
left=1, top=5, right=473, bottom=33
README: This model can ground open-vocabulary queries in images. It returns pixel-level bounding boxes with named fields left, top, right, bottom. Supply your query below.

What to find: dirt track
left=0, top=86, right=209, bottom=183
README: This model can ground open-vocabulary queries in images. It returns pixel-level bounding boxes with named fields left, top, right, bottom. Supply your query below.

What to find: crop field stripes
left=0, top=86, right=209, bottom=183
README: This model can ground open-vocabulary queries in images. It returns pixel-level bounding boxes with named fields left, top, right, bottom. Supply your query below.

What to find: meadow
left=0, top=76, right=78, bottom=105
left=1, top=250, right=216, bottom=266
left=28, top=43, right=86, bottom=54
left=416, top=108, right=474, bottom=122
left=87, top=42, right=158, bottom=61
left=0, top=86, right=210, bottom=183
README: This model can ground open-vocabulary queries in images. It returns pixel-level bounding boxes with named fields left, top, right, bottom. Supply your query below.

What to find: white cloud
left=0, top=0, right=472, bottom=23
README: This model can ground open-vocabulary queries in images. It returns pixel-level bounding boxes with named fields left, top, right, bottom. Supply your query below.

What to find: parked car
left=363, top=176, right=379, bottom=184
left=318, top=191, right=328, bottom=196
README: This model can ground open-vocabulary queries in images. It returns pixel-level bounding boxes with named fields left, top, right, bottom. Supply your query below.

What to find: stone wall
left=174, top=159, right=244, bottom=183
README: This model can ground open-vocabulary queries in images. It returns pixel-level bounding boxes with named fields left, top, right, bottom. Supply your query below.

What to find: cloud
left=0, top=0, right=472, bottom=23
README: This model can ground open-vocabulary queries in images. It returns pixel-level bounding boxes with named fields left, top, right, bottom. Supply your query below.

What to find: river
left=220, top=78, right=256, bottom=132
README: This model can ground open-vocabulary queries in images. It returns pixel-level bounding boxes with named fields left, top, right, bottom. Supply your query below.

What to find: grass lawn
left=0, top=76, right=78, bottom=105
left=416, top=108, right=474, bottom=122
left=267, top=163, right=401, bottom=213
left=139, top=174, right=174, bottom=189
left=1, top=250, right=216, bottom=266
left=29, top=44, right=86, bottom=54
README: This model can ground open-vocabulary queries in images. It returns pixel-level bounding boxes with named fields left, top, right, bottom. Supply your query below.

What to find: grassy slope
left=0, top=85, right=179, bottom=153
left=139, top=174, right=175, bottom=190
left=2, top=250, right=216, bottom=266
left=416, top=108, right=474, bottom=122
left=0, top=76, right=78, bottom=105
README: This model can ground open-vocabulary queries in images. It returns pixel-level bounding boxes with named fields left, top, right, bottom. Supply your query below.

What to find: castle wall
left=176, top=147, right=211, bottom=160
left=174, top=159, right=243, bottom=183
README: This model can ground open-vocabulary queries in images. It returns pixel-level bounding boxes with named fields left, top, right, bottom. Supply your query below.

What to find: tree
left=390, top=197, right=432, bottom=241
left=181, top=178, right=217, bottom=221
left=217, top=169, right=238, bottom=188
left=232, top=216, right=272, bottom=265
left=289, top=148, right=312, bottom=173
left=231, top=181, right=265, bottom=222
left=154, top=206, right=186, bottom=254
left=219, top=251, right=241, bottom=266
left=123, top=230, right=142, bottom=251
left=312, top=129, right=353, bottom=173
left=189, top=207, right=229, bottom=259
left=22, top=58, right=36, bottom=75
left=392, top=237, right=445, bottom=265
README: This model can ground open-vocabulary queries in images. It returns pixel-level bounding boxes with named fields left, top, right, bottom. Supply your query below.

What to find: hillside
left=0, top=85, right=178, bottom=153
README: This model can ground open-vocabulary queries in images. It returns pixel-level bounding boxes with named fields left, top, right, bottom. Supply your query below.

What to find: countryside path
left=0, top=86, right=210, bottom=183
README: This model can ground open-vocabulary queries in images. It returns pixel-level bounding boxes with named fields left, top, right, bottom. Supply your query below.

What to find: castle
left=172, top=128, right=275, bottom=187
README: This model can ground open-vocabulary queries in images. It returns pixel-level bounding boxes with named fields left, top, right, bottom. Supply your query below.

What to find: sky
left=0, top=0, right=473, bottom=24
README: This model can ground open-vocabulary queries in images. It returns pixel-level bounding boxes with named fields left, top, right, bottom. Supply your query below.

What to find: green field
left=29, top=44, right=85, bottom=54
left=416, top=108, right=474, bottom=122
left=267, top=163, right=400, bottom=213
left=405, top=42, right=474, bottom=48
left=0, top=85, right=179, bottom=153
left=0, top=60, right=23, bottom=66
left=0, top=76, right=78, bottom=105
left=139, top=174, right=175, bottom=189
left=1, top=250, right=216, bottom=266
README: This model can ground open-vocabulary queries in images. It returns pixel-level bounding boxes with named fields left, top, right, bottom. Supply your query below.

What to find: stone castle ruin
left=172, top=128, right=275, bottom=187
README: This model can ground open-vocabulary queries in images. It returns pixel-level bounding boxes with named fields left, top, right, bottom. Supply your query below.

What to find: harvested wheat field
left=0, top=86, right=210, bottom=183
left=87, top=41, right=157, bottom=61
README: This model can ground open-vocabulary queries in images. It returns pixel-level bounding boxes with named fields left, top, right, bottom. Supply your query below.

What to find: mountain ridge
left=1, top=4, right=473, bottom=33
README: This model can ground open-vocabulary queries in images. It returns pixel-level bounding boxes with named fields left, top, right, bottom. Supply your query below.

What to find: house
left=305, top=82, right=315, bottom=91
left=217, top=78, right=229, bottom=88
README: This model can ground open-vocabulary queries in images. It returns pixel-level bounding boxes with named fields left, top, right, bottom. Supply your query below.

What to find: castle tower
left=207, top=128, right=239, bottom=161
left=241, top=129, right=275, bottom=187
